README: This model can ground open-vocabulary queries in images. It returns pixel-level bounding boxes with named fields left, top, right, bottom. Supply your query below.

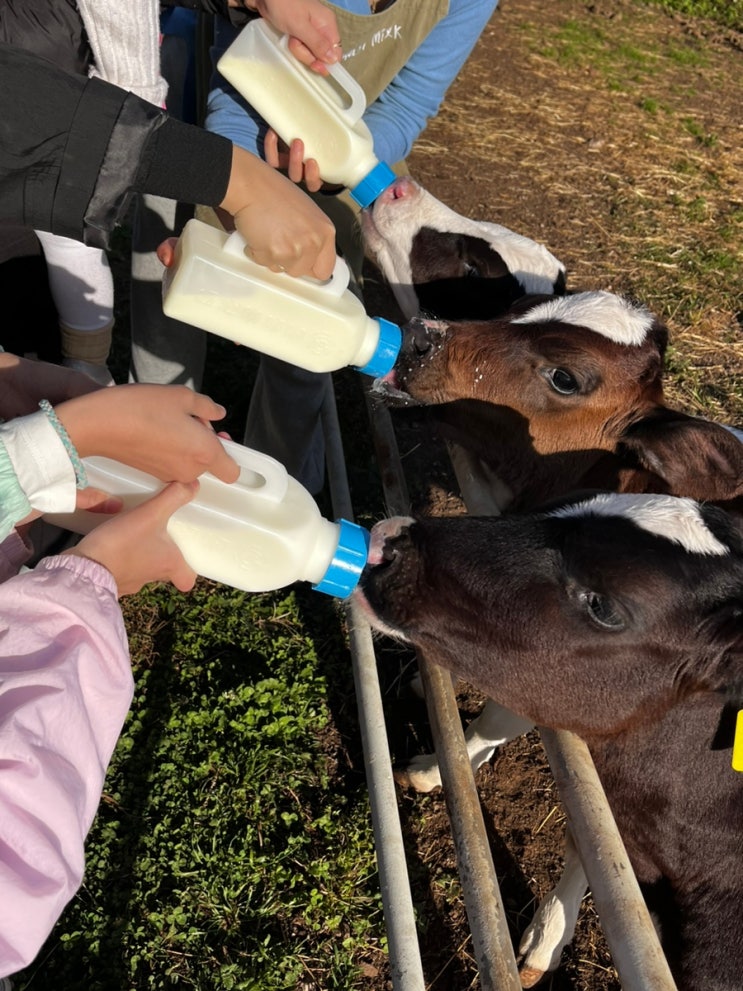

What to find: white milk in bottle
left=161, top=218, right=401, bottom=378
left=216, top=18, right=395, bottom=207
left=46, top=440, right=369, bottom=598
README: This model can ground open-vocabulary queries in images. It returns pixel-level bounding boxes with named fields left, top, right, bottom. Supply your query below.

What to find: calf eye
left=463, top=262, right=482, bottom=278
left=582, top=591, right=625, bottom=631
left=546, top=367, right=579, bottom=395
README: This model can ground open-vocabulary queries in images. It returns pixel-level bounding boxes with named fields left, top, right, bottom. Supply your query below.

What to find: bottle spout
left=312, top=519, right=370, bottom=598
left=354, top=317, right=402, bottom=378
left=349, top=161, right=396, bottom=208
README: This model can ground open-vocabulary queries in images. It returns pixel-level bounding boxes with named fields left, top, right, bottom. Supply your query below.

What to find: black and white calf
left=361, top=176, right=566, bottom=320
left=357, top=493, right=743, bottom=991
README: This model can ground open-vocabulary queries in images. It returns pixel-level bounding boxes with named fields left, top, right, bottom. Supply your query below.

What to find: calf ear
left=618, top=410, right=743, bottom=503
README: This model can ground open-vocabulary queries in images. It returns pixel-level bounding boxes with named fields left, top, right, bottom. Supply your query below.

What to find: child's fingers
left=77, top=488, right=124, bottom=515
left=303, top=158, right=322, bottom=193
left=208, top=447, right=241, bottom=484
left=287, top=139, right=306, bottom=184
left=172, top=561, right=198, bottom=593
left=151, top=482, right=199, bottom=590
left=264, top=129, right=281, bottom=168
left=190, top=392, right=228, bottom=424
left=156, top=237, right=179, bottom=267
left=149, top=480, right=200, bottom=524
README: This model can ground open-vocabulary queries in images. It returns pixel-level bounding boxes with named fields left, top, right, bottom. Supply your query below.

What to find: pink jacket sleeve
left=0, top=554, right=133, bottom=978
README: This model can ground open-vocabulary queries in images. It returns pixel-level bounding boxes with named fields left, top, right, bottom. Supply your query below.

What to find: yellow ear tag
left=733, top=710, right=743, bottom=772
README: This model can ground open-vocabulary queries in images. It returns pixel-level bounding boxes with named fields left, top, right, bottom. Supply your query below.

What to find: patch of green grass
left=15, top=583, right=385, bottom=991
left=664, top=43, right=707, bottom=67
left=643, top=0, right=743, bottom=31
left=528, top=10, right=715, bottom=93
left=682, top=117, right=718, bottom=146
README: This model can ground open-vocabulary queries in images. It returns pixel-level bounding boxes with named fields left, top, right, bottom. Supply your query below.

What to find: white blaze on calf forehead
left=551, top=494, right=729, bottom=556
left=513, top=291, right=654, bottom=346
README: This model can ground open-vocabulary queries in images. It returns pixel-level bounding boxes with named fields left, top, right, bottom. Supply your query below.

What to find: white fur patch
left=361, top=179, right=565, bottom=317
left=403, top=192, right=565, bottom=294
left=551, top=493, right=729, bottom=556
left=467, top=220, right=565, bottom=295
left=513, top=291, right=654, bottom=346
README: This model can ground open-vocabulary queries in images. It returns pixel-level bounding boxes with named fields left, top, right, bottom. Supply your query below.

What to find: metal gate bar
left=540, top=730, right=678, bottom=990
left=321, top=388, right=426, bottom=991
left=361, top=390, right=522, bottom=990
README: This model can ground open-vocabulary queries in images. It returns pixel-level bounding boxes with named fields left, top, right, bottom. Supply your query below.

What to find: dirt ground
left=357, top=1, right=742, bottom=989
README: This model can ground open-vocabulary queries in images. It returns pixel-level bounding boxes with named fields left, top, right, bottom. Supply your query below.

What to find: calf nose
left=403, top=316, right=446, bottom=357
left=368, top=517, right=415, bottom=566
left=377, top=175, right=416, bottom=204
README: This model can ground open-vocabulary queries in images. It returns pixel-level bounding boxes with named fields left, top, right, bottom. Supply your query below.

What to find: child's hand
left=220, top=147, right=336, bottom=278
left=0, top=352, right=101, bottom=420
left=55, top=385, right=240, bottom=484
left=247, top=0, right=342, bottom=73
left=64, top=480, right=199, bottom=596
left=157, top=238, right=178, bottom=268
left=264, top=131, right=323, bottom=192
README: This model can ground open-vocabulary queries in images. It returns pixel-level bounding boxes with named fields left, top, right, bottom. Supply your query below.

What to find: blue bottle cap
left=354, top=317, right=402, bottom=378
left=349, top=161, right=396, bottom=208
left=313, top=518, right=370, bottom=599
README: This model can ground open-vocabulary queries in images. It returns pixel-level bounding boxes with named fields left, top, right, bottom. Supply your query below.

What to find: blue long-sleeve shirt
left=207, top=0, right=498, bottom=167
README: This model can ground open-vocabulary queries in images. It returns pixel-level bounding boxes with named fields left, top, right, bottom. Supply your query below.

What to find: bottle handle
left=222, top=230, right=350, bottom=298
left=277, top=31, right=366, bottom=125
left=220, top=439, right=289, bottom=503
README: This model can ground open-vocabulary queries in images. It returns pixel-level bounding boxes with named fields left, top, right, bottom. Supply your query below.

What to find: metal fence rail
left=322, top=390, right=426, bottom=991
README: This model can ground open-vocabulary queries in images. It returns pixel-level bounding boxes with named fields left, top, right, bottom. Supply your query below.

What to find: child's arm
left=0, top=483, right=196, bottom=977
left=0, top=356, right=239, bottom=539
left=0, top=554, right=132, bottom=977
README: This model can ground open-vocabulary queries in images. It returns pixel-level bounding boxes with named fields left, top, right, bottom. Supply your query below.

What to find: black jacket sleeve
left=0, top=44, right=233, bottom=249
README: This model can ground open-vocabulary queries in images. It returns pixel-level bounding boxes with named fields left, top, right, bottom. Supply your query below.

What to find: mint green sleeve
left=0, top=442, right=32, bottom=541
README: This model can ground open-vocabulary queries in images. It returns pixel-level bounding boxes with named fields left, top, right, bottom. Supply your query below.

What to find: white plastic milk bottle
left=46, top=440, right=370, bottom=599
left=161, top=218, right=401, bottom=378
left=216, top=17, right=396, bottom=207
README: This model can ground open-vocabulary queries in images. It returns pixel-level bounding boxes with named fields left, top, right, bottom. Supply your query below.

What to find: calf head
left=361, top=176, right=566, bottom=320
left=376, top=291, right=743, bottom=511
left=357, top=494, right=743, bottom=738
left=379, top=290, right=667, bottom=449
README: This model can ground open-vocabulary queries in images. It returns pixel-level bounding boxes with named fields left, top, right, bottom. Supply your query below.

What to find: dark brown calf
left=357, top=494, right=743, bottom=991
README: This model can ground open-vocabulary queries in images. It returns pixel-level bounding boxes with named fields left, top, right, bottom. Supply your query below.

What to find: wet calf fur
left=357, top=494, right=743, bottom=991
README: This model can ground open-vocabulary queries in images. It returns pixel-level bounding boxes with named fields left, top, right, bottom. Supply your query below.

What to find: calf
left=357, top=494, right=743, bottom=991
left=363, top=182, right=743, bottom=980
left=377, top=291, right=743, bottom=516
left=361, top=175, right=566, bottom=321
left=377, top=292, right=743, bottom=982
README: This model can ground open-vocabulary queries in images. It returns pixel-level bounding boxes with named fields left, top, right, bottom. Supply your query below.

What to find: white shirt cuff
left=0, top=411, right=77, bottom=513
